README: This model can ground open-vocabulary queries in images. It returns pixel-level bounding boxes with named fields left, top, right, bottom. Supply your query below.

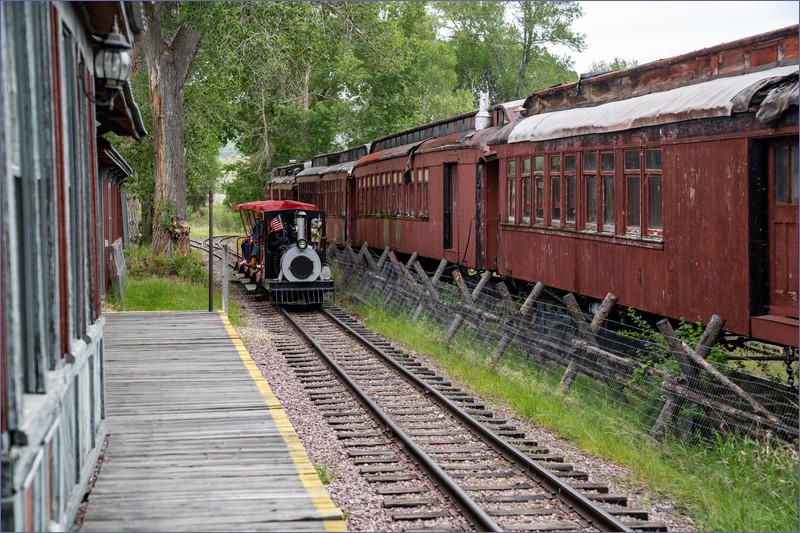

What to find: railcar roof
left=235, top=200, right=318, bottom=212
left=296, top=160, right=359, bottom=182
left=508, top=65, right=798, bottom=144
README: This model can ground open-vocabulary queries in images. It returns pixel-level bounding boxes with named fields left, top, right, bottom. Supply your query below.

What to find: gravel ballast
left=232, top=291, right=696, bottom=532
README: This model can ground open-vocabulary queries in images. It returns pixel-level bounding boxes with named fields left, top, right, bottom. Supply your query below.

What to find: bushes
left=125, top=244, right=207, bottom=284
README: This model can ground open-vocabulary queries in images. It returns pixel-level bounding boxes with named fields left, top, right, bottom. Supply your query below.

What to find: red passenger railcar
left=295, top=146, right=368, bottom=245
left=351, top=105, right=522, bottom=267
left=489, top=26, right=798, bottom=347
left=301, top=25, right=798, bottom=348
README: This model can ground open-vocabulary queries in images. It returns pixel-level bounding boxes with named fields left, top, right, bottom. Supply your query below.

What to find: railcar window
left=601, top=153, right=615, bottom=233
left=417, top=169, right=423, bottom=215
left=522, top=177, right=532, bottom=224
left=507, top=159, right=517, bottom=223
left=646, top=149, right=663, bottom=233
left=507, top=176, right=516, bottom=223
left=565, top=155, right=576, bottom=227
left=550, top=155, right=561, bottom=227
left=423, top=168, right=429, bottom=215
left=625, top=150, right=641, bottom=233
left=535, top=156, right=544, bottom=223
left=522, top=158, right=531, bottom=224
left=584, top=153, right=597, bottom=230
left=775, top=145, right=799, bottom=204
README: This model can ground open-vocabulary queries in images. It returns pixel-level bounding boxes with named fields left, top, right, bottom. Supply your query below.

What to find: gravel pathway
left=231, top=288, right=697, bottom=532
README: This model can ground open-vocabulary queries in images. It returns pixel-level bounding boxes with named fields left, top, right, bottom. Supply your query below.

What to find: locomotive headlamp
left=94, top=16, right=132, bottom=91
left=297, top=239, right=308, bottom=250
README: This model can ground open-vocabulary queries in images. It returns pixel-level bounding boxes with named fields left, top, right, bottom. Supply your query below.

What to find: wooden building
left=1, top=2, right=146, bottom=530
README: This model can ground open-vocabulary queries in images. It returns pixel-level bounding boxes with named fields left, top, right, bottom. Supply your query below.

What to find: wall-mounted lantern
left=92, top=16, right=131, bottom=103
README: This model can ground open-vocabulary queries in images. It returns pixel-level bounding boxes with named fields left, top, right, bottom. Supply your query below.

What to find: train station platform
left=79, top=311, right=345, bottom=532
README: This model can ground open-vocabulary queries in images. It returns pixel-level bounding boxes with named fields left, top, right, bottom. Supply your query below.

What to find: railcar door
left=768, top=139, right=799, bottom=317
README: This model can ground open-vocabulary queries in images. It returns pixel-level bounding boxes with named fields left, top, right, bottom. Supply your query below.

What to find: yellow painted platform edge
left=219, top=311, right=347, bottom=532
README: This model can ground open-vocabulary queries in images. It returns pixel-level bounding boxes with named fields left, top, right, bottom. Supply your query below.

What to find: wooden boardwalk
left=79, top=311, right=345, bottom=532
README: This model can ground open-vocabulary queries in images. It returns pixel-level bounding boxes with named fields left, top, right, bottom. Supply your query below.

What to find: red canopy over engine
left=234, top=200, right=318, bottom=212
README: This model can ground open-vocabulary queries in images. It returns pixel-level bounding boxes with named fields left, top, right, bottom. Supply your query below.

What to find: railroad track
left=242, top=297, right=667, bottom=532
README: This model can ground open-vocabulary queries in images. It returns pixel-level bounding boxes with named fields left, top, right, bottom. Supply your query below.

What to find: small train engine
left=236, top=200, right=334, bottom=305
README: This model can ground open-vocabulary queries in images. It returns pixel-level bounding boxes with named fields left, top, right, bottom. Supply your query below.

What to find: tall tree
left=141, top=2, right=201, bottom=255
left=433, top=0, right=585, bottom=103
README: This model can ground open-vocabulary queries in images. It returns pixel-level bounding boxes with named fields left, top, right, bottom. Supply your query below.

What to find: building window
left=584, top=152, right=597, bottom=230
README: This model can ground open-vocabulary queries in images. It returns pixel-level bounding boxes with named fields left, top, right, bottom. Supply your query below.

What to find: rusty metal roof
left=508, top=65, right=798, bottom=144
left=296, top=160, right=359, bottom=182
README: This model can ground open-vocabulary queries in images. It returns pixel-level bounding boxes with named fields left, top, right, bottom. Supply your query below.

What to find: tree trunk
left=142, top=3, right=201, bottom=256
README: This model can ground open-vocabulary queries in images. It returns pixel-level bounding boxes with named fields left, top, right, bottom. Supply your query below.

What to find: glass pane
left=508, top=179, right=516, bottom=222
left=535, top=156, right=545, bottom=172
left=646, top=149, right=662, bottom=170
left=567, top=176, right=576, bottom=224
left=522, top=158, right=531, bottom=175
left=508, top=160, right=516, bottom=177
left=648, top=176, right=663, bottom=230
left=522, top=177, right=531, bottom=223
left=627, top=177, right=641, bottom=228
left=602, top=153, right=615, bottom=172
left=776, top=146, right=788, bottom=204
left=565, top=155, right=576, bottom=173
left=586, top=177, right=597, bottom=225
left=625, top=150, right=640, bottom=171
left=584, top=153, right=596, bottom=172
left=535, top=177, right=544, bottom=221
left=550, top=155, right=561, bottom=172
left=603, top=176, right=615, bottom=230
left=791, top=145, right=798, bottom=204
left=551, top=176, right=561, bottom=225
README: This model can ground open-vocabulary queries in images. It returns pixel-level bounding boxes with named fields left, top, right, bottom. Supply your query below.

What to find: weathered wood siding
left=1, top=2, right=143, bottom=530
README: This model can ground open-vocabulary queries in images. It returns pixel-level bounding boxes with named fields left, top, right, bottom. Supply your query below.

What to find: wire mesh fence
left=328, top=242, right=799, bottom=450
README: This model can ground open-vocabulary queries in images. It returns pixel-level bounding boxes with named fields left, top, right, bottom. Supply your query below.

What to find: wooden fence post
left=445, top=269, right=492, bottom=345
left=411, top=259, right=445, bottom=323
left=650, top=315, right=724, bottom=439
left=376, top=246, right=391, bottom=271
left=649, top=315, right=782, bottom=440
left=558, top=292, right=618, bottom=393
left=491, top=282, right=545, bottom=364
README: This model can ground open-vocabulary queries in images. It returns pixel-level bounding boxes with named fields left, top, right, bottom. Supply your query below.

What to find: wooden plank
left=80, top=312, right=344, bottom=532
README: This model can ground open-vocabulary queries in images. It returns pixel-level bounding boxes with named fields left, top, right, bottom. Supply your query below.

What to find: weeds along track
left=250, top=300, right=667, bottom=533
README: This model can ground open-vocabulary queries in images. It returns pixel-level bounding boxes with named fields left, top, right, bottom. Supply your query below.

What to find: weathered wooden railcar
left=351, top=102, right=523, bottom=267
left=490, top=25, right=798, bottom=347
left=294, top=146, right=368, bottom=246
left=1, top=2, right=146, bottom=530
left=339, top=26, right=798, bottom=348
left=267, top=160, right=305, bottom=201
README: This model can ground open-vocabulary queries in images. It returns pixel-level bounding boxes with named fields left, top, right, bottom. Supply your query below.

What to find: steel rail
left=321, top=307, right=632, bottom=533
left=280, top=307, right=504, bottom=533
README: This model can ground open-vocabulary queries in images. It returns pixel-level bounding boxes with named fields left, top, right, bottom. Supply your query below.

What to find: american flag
left=270, top=215, right=283, bottom=233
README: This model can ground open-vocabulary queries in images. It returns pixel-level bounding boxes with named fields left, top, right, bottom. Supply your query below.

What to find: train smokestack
left=475, top=90, right=490, bottom=131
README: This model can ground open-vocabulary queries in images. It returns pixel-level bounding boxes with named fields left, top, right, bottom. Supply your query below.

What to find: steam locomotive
left=235, top=200, right=333, bottom=305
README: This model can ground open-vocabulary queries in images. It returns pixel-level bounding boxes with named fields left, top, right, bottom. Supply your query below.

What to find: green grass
left=189, top=202, right=245, bottom=239
left=346, top=300, right=799, bottom=532
left=106, top=243, right=244, bottom=326
left=315, top=465, right=336, bottom=485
